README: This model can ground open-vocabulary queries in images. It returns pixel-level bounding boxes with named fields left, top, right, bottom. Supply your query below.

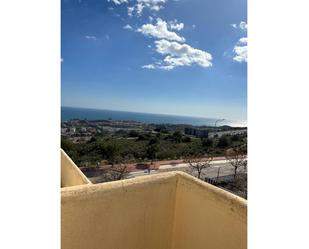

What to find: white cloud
left=143, top=39, right=212, bottom=70
left=239, top=21, right=247, bottom=31
left=230, top=22, right=247, bottom=62
left=239, top=37, right=247, bottom=44
left=138, top=0, right=166, bottom=11
left=85, top=35, right=96, bottom=40
left=127, top=6, right=134, bottom=17
left=138, top=18, right=185, bottom=42
left=231, top=21, right=247, bottom=31
left=142, top=64, right=156, bottom=69
left=168, top=20, right=184, bottom=31
left=108, top=0, right=128, bottom=5
left=233, top=37, right=247, bottom=63
left=126, top=0, right=167, bottom=17
left=135, top=3, right=145, bottom=16
left=123, top=24, right=133, bottom=30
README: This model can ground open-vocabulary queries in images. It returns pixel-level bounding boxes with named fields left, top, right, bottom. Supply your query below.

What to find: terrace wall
left=61, top=171, right=247, bottom=249
left=172, top=173, right=247, bottom=249
left=61, top=149, right=91, bottom=187
left=61, top=173, right=177, bottom=249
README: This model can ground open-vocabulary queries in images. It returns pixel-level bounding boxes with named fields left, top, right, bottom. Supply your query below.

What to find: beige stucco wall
left=61, top=149, right=91, bottom=187
left=61, top=171, right=247, bottom=249
left=61, top=173, right=177, bottom=249
left=172, top=172, right=247, bottom=249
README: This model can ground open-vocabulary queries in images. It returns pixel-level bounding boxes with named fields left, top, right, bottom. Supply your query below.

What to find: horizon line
left=61, top=105, right=230, bottom=122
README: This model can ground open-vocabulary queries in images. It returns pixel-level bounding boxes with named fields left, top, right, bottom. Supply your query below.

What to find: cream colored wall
left=61, top=171, right=247, bottom=249
left=172, top=172, right=247, bottom=249
left=61, top=149, right=91, bottom=187
left=61, top=173, right=178, bottom=249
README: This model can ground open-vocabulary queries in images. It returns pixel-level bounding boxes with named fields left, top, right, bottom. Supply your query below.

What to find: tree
left=61, top=137, right=79, bottom=162
left=98, top=157, right=129, bottom=182
left=242, top=159, right=247, bottom=173
left=154, top=125, right=168, bottom=133
left=108, top=162, right=129, bottom=181
left=182, top=136, right=191, bottom=143
left=231, top=134, right=241, bottom=142
left=217, top=135, right=230, bottom=148
left=185, top=153, right=213, bottom=180
left=105, top=143, right=121, bottom=166
left=146, top=137, right=159, bottom=163
left=202, top=138, right=213, bottom=147
left=128, top=130, right=140, bottom=137
left=172, top=131, right=182, bottom=143
left=225, top=146, right=247, bottom=179
left=61, top=137, right=74, bottom=152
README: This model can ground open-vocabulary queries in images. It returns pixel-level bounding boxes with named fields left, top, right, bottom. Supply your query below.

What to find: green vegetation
left=61, top=128, right=247, bottom=167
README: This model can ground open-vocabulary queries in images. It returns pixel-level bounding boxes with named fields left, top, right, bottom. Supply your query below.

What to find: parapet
left=61, top=149, right=91, bottom=187
left=61, top=157, right=247, bottom=249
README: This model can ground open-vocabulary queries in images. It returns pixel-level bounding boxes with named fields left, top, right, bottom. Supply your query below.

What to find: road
left=126, top=160, right=242, bottom=180
left=88, top=159, right=246, bottom=183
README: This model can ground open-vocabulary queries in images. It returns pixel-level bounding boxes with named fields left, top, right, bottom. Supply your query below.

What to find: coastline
left=61, top=106, right=247, bottom=127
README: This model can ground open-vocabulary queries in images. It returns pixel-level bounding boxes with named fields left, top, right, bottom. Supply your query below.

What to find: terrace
left=61, top=149, right=247, bottom=249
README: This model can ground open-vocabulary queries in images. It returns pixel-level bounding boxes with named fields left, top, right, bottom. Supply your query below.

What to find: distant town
left=61, top=118, right=247, bottom=144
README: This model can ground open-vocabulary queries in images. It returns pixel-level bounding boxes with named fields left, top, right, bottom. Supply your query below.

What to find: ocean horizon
left=61, top=106, right=246, bottom=127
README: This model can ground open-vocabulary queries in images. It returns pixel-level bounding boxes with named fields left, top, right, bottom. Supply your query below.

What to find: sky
left=61, top=0, right=247, bottom=122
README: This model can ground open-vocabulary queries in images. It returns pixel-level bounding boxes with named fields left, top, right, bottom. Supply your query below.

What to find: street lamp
left=214, top=119, right=225, bottom=127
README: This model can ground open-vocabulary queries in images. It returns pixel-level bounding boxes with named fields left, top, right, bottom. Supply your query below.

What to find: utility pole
left=214, top=119, right=225, bottom=127
left=214, top=119, right=225, bottom=137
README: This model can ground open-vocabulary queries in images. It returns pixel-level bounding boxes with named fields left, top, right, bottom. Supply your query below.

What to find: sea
left=61, top=106, right=246, bottom=127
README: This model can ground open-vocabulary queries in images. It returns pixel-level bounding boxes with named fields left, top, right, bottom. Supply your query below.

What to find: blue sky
left=61, top=0, right=247, bottom=122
